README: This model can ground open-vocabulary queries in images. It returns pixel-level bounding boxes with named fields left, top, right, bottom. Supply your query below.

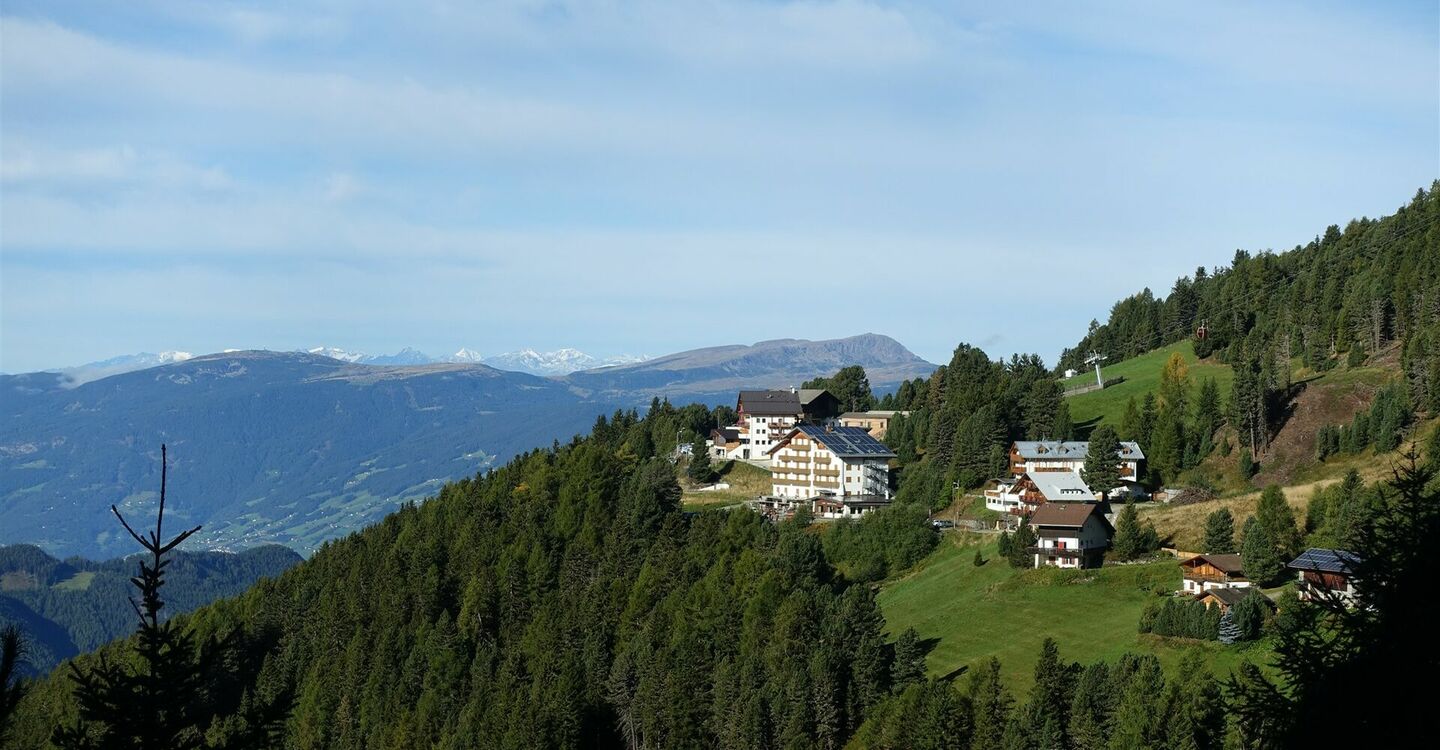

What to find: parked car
left=930, top=519, right=955, bottom=529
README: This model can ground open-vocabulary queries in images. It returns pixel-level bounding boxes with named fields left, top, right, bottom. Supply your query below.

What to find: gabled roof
left=769, top=424, right=896, bottom=459
left=1013, top=440, right=1146, bottom=461
left=1199, top=587, right=1250, bottom=607
left=1182, top=553, right=1245, bottom=575
left=1288, top=548, right=1360, bottom=574
left=798, top=389, right=833, bottom=407
left=1024, top=471, right=1095, bottom=502
left=738, top=390, right=803, bottom=415
left=1029, top=501, right=1110, bottom=530
left=711, top=427, right=740, bottom=443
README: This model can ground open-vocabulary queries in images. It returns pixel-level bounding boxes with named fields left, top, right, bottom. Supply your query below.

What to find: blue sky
left=2, top=1, right=1436, bottom=373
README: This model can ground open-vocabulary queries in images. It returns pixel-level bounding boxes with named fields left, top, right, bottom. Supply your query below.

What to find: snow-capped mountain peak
left=308, top=346, right=367, bottom=363
left=449, top=348, right=485, bottom=363
left=478, top=348, right=649, bottom=376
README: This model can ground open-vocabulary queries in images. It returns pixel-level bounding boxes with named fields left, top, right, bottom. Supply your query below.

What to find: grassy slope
left=680, top=459, right=771, bottom=511
left=1062, top=341, right=1234, bottom=431
left=878, top=533, right=1270, bottom=693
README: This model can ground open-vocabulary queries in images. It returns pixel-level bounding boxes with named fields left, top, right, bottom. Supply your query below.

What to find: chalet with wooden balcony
left=1288, top=548, right=1361, bottom=605
left=1009, top=440, right=1146, bottom=496
left=1028, top=501, right=1113, bottom=569
left=1179, top=553, right=1250, bottom=595
left=985, top=471, right=1096, bottom=515
left=767, top=424, right=895, bottom=512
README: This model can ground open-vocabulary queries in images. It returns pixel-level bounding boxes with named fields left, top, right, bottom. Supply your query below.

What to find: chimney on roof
left=791, top=386, right=797, bottom=394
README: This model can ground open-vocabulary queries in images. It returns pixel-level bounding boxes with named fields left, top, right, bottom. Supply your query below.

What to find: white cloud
left=0, top=143, right=233, bottom=191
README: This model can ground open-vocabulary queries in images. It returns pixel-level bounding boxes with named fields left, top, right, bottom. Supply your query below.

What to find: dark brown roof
left=1200, top=587, right=1250, bottom=607
left=1182, top=553, right=1245, bottom=575
left=737, top=390, right=803, bottom=416
left=711, top=427, right=740, bottom=443
left=1029, top=501, right=1104, bottom=529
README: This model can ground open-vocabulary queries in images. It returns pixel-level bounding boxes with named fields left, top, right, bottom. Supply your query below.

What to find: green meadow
left=877, top=534, right=1271, bottom=693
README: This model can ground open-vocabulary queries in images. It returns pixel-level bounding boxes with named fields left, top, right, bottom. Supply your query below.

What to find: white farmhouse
left=1029, top=502, right=1113, bottom=569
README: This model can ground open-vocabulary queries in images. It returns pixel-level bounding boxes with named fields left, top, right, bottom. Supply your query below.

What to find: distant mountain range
left=41, top=350, right=198, bottom=386
left=303, top=346, right=648, bottom=374
left=1, top=334, right=935, bottom=558
left=39, top=346, right=650, bottom=382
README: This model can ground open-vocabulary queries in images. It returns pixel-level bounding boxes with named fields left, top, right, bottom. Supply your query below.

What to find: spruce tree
left=1240, top=516, right=1283, bottom=586
left=1217, top=610, right=1240, bottom=645
left=1254, top=485, right=1301, bottom=561
left=686, top=438, right=717, bottom=484
left=1082, top=425, right=1123, bottom=497
left=1009, top=521, right=1036, bottom=568
left=1067, top=662, right=1111, bottom=750
left=1113, top=501, right=1142, bottom=560
left=1202, top=508, right=1236, bottom=554
left=968, top=658, right=1014, bottom=750
left=890, top=628, right=926, bottom=691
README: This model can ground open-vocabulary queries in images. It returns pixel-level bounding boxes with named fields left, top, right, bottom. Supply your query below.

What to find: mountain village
left=702, top=385, right=1364, bottom=608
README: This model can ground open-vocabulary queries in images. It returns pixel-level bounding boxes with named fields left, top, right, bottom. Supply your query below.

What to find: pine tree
left=1052, top=401, right=1075, bottom=441
left=686, top=438, right=717, bottom=484
left=969, top=658, right=1014, bottom=750
left=1009, top=522, right=1036, bottom=569
left=1113, top=501, right=1143, bottom=560
left=1254, top=485, right=1301, bottom=561
left=973, top=548, right=986, bottom=567
left=52, top=445, right=221, bottom=750
left=1067, top=662, right=1111, bottom=750
left=0, top=626, right=27, bottom=744
left=1108, top=655, right=1166, bottom=750
left=1202, top=508, right=1236, bottom=554
left=1237, top=448, right=1256, bottom=480
left=1083, top=425, right=1123, bottom=496
left=1026, top=638, right=1076, bottom=747
left=1230, top=590, right=1268, bottom=642
left=890, top=628, right=926, bottom=691
left=997, top=531, right=1013, bottom=560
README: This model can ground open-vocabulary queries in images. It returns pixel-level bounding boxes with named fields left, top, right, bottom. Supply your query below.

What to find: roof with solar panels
left=1287, top=548, right=1360, bottom=574
left=767, top=423, right=897, bottom=459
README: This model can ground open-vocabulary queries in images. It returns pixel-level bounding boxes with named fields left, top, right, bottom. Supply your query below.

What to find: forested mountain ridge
left=1058, top=184, right=1440, bottom=416
left=7, top=404, right=914, bottom=747
left=7, top=396, right=1435, bottom=748
left=0, top=544, right=300, bottom=676
left=876, top=186, right=1439, bottom=497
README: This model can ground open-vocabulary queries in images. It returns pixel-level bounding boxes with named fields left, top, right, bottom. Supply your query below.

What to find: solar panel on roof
left=1289, top=548, right=1359, bottom=573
